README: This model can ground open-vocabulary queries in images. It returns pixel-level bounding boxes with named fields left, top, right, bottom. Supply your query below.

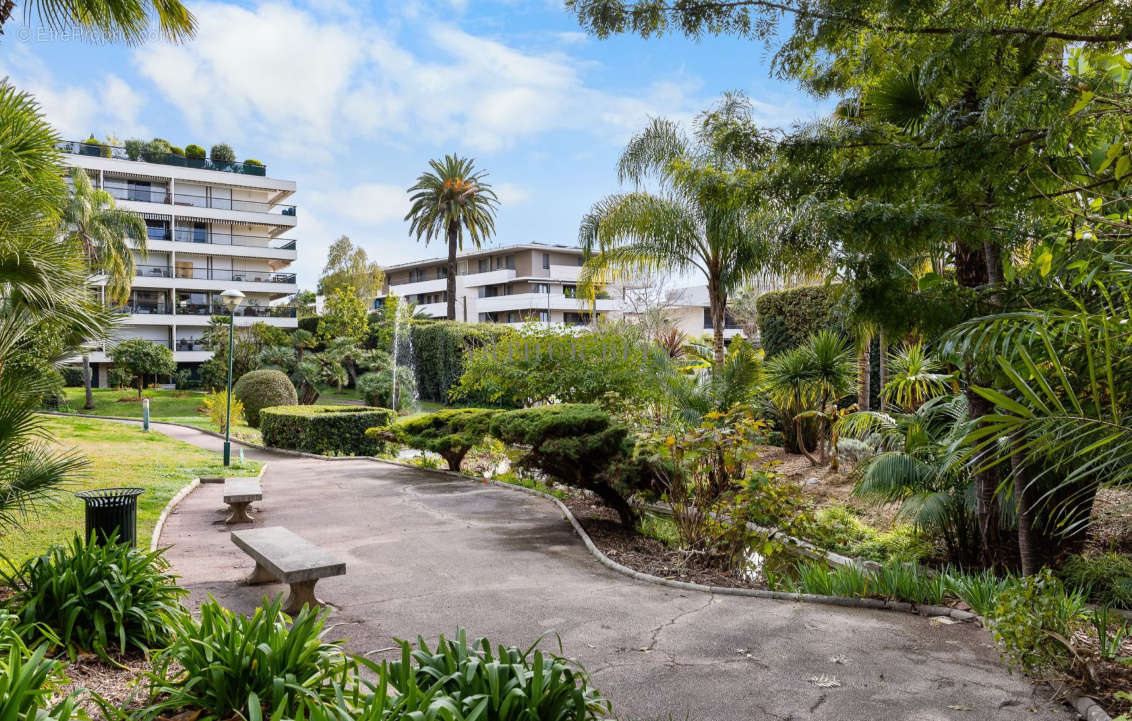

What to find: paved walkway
left=155, top=423, right=1074, bottom=721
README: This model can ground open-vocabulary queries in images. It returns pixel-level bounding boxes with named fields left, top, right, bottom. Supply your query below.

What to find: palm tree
left=62, top=167, right=148, bottom=306
left=579, top=93, right=784, bottom=370
left=405, top=156, right=499, bottom=321
left=882, top=342, right=954, bottom=411
left=0, top=82, right=112, bottom=529
left=0, top=0, right=196, bottom=43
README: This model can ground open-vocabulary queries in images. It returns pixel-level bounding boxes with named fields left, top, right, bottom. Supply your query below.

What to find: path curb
left=149, top=461, right=268, bottom=552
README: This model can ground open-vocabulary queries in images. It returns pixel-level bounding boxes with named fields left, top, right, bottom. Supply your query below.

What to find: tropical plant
left=0, top=629, right=77, bottom=721
left=60, top=167, right=147, bottom=305
left=405, top=155, right=499, bottom=320
left=143, top=597, right=357, bottom=721
left=0, top=0, right=196, bottom=42
left=882, top=342, right=954, bottom=410
left=837, top=394, right=979, bottom=565
left=1, top=534, right=186, bottom=659
left=581, top=93, right=807, bottom=369
left=661, top=336, right=762, bottom=427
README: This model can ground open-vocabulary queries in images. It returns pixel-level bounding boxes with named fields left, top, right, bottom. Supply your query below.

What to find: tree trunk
left=857, top=338, right=871, bottom=411
left=446, top=220, right=458, bottom=321
left=137, top=375, right=143, bottom=399
left=589, top=480, right=636, bottom=528
left=1011, top=440, right=1039, bottom=576
left=878, top=332, right=889, bottom=412
left=82, top=354, right=95, bottom=410
left=708, top=281, right=725, bottom=370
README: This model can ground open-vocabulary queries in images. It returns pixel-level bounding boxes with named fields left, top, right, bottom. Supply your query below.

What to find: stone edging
left=41, top=411, right=1114, bottom=720
left=149, top=461, right=268, bottom=552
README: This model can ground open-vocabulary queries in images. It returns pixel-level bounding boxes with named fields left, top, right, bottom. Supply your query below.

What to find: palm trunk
left=708, top=280, right=725, bottom=370
left=857, top=338, right=870, bottom=411
left=82, top=353, right=95, bottom=410
left=1011, top=439, right=1039, bottom=576
left=446, top=220, right=458, bottom=321
left=878, top=332, right=889, bottom=412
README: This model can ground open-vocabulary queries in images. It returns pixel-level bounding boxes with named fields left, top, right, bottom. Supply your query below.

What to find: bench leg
left=245, top=562, right=276, bottom=586
left=225, top=501, right=255, bottom=524
left=284, top=580, right=324, bottom=614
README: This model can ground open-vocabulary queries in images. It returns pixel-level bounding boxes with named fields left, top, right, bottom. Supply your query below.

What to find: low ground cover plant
left=1, top=534, right=185, bottom=659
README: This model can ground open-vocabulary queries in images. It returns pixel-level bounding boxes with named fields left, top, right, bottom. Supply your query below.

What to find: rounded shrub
left=242, top=158, right=264, bottom=167
left=232, top=369, right=297, bottom=428
left=184, top=144, right=206, bottom=159
left=357, top=368, right=416, bottom=410
left=210, top=143, right=236, bottom=163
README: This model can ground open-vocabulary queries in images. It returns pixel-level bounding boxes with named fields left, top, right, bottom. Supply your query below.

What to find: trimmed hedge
left=410, top=321, right=509, bottom=403
left=260, top=405, right=395, bottom=456
left=232, top=369, right=298, bottom=428
left=372, top=408, right=499, bottom=471
left=755, top=284, right=845, bottom=357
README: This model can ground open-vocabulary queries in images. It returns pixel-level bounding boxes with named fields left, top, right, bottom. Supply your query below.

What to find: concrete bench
left=231, top=527, right=345, bottom=614
left=223, top=477, right=262, bottom=524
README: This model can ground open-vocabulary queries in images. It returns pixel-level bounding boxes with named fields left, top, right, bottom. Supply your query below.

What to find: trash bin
left=74, top=488, right=145, bottom=547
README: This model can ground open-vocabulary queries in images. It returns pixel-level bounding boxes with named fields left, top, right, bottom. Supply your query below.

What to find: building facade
left=379, top=243, right=619, bottom=325
left=59, top=140, right=298, bottom=386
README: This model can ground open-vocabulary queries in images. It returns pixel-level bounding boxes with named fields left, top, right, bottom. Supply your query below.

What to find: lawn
left=0, top=415, right=262, bottom=563
left=58, top=387, right=262, bottom=444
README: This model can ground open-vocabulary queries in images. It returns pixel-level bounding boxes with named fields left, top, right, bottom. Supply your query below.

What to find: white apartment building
left=59, top=140, right=298, bottom=386
left=379, top=243, right=619, bottom=326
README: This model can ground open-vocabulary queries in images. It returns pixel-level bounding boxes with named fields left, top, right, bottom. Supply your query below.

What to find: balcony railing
left=58, top=140, right=268, bottom=176
left=101, top=182, right=296, bottom=216
left=166, top=229, right=296, bottom=250
left=175, top=338, right=209, bottom=351
left=116, top=302, right=171, bottom=315
left=114, top=303, right=298, bottom=319
left=133, top=265, right=296, bottom=284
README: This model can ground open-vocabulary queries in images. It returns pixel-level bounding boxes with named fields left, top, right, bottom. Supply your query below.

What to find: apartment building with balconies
left=59, top=140, right=298, bottom=386
left=379, top=243, right=618, bottom=326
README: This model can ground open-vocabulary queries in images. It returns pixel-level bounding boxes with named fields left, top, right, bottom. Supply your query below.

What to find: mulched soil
left=559, top=492, right=761, bottom=589
left=50, top=654, right=151, bottom=718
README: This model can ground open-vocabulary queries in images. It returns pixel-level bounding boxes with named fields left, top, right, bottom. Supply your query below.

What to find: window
left=542, top=253, right=550, bottom=270
left=563, top=284, right=577, bottom=298
left=495, top=256, right=505, bottom=269
left=127, top=180, right=152, bottom=202
left=505, top=255, right=515, bottom=270
left=538, top=310, right=549, bottom=323
left=564, top=312, right=591, bottom=326
left=478, top=259, right=489, bottom=273
left=483, top=285, right=500, bottom=298
left=577, top=255, right=584, bottom=266
left=436, top=267, right=448, bottom=279
left=703, top=308, right=742, bottom=329
left=144, top=219, right=168, bottom=240
left=532, top=283, right=550, bottom=294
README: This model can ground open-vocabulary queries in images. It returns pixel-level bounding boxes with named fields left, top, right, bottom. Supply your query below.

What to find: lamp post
left=219, top=289, right=244, bottom=466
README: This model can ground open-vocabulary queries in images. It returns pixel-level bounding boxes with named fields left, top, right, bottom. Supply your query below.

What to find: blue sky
left=1, top=0, right=833, bottom=289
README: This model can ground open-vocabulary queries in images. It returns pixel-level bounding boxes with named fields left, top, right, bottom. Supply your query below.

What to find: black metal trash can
left=74, top=488, right=145, bottom=547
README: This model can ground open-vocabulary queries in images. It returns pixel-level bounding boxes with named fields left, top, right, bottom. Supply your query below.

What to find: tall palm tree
left=0, top=82, right=112, bottom=529
left=62, top=167, right=147, bottom=306
left=0, top=0, right=195, bottom=43
left=579, top=93, right=786, bottom=370
left=405, top=156, right=499, bottom=321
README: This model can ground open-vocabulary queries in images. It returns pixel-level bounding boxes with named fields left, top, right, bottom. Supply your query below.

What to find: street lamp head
left=220, top=289, right=245, bottom=312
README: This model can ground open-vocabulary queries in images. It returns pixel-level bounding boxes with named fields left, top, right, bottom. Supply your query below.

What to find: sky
left=0, top=0, right=835, bottom=289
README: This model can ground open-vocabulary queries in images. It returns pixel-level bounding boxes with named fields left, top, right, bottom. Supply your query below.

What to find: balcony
left=134, top=265, right=296, bottom=284
left=102, top=182, right=295, bottom=216
left=114, top=302, right=298, bottom=319
left=58, top=140, right=268, bottom=176
left=175, top=338, right=209, bottom=351
left=162, top=229, right=296, bottom=250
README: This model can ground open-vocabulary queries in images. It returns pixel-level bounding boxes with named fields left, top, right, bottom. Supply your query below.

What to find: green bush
left=124, top=138, right=144, bottom=161
left=261, top=405, right=395, bottom=455
left=108, top=365, right=133, bottom=389
left=144, top=597, right=356, bottom=721
left=409, top=321, right=510, bottom=403
left=374, top=409, right=499, bottom=471
left=490, top=404, right=651, bottom=525
left=0, top=613, right=77, bottom=721
left=243, top=158, right=264, bottom=167
left=233, top=369, right=298, bottom=428
left=60, top=366, right=84, bottom=387
left=210, top=143, right=235, bottom=163
left=806, top=506, right=934, bottom=564
left=1057, top=552, right=1132, bottom=609
left=1, top=534, right=186, bottom=659
left=141, top=138, right=171, bottom=163
left=357, top=368, right=416, bottom=411
left=755, top=284, right=845, bottom=357
left=184, top=144, right=206, bottom=159
left=990, top=569, right=1085, bottom=676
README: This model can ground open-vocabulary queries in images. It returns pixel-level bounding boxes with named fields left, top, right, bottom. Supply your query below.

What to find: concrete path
left=155, top=423, right=1074, bottom=721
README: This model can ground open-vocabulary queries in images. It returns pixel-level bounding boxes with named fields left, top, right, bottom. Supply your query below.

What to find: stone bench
left=231, top=527, right=345, bottom=614
left=223, top=477, right=262, bottom=524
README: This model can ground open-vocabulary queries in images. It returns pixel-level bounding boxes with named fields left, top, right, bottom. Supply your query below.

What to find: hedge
left=755, top=284, right=846, bottom=357
left=409, top=321, right=509, bottom=403
left=260, top=405, right=395, bottom=456
left=232, top=369, right=298, bottom=428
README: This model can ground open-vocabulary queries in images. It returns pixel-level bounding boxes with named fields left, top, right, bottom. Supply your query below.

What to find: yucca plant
left=1, top=534, right=185, bottom=659
left=143, top=597, right=358, bottom=721
left=881, top=342, right=955, bottom=411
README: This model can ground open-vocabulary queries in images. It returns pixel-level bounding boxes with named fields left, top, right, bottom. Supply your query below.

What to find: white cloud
left=306, top=182, right=409, bottom=226
left=130, top=2, right=705, bottom=156
left=494, top=182, right=530, bottom=206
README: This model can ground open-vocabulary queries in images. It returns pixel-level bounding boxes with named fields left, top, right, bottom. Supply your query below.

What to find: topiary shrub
left=141, top=138, right=172, bottom=163
left=372, top=408, right=500, bottom=471
left=489, top=404, right=652, bottom=526
left=243, top=158, right=264, bottom=166
left=210, top=143, right=235, bottom=163
left=409, top=321, right=510, bottom=403
left=184, top=144, right=206, bottom=158
left=755, top=284, right=845, bottom=357
left=261, top=405, right=395, bottom=456
left=232, top=369, right=298, bottom=428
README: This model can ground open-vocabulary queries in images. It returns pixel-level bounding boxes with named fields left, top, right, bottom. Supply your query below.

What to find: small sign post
left=142, top=398, right=150, bottom=432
